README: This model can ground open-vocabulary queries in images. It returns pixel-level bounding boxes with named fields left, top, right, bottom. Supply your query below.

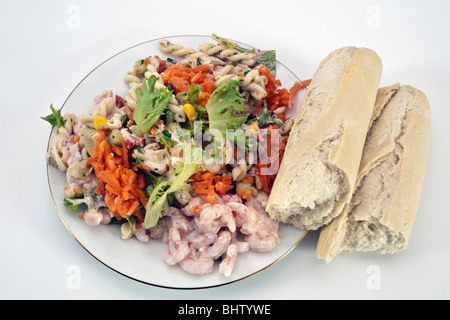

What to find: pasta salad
left=43, top=34, right=310, bottom=277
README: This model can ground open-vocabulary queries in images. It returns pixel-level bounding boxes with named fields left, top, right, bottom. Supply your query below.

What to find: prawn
left=195, top=204, right=236, bottom=233
left=170, top=209, right=193, bottom=233
left=230, top=233, right=250, bottom=253
left=207, top=230, right=231, bottom=259
left=221, top=194, right=242, bottom=204
left=182, top=195, right=207, bottom=217
left=186, top=229, right=217, bottom=249
left=219, top=243, right=238, bottom=277
left=83, top=207, right=110, bottom=226
left=149, top=216, right=170, bottom=242
left=134, top=226, right=150, bottom=243
left=180, top=246, right=214, bottom=275
left=163, top=227, right=190, bottom=265
left=226, top=202, right=251, bottom=228
left=254, top=190, right=269, bottom=209
left=245, top=224, right=281, bottom=252
left=244, top=198, right=281, bottom=252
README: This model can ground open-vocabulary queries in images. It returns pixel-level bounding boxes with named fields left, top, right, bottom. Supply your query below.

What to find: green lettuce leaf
left=142, top=141, right=202, bottom=229
left=142, top=180, right=171, bottom=229
left=212, top=34, right=255, bottom=53
left=63, top=196, right=86, bottom=211
left=253, top=103, right=284, bottom=128
left=134, top=75, right=173, bottom=133
left=205, top=80, right=247, bottom=136
left=41, top=104, right=65, bottom=129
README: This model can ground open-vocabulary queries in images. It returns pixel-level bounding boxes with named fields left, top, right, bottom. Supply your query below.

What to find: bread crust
left=316, top=84, right=431, bottom=262
left=266, top=46, right=382, bottom=230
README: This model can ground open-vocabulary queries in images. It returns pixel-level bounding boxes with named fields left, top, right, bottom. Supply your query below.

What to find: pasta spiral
left=158, top=39, right=196, bottom=57
left=124, top=71, right=142, bottom=109
left=214, top=65, right=267, bottom=100
left=199, top=42, right=256, bottom=66
left=159, top=39, right=224, bottom=67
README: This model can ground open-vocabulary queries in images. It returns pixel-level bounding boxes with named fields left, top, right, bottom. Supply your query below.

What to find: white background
left=1, top=0, right=449, bottom=299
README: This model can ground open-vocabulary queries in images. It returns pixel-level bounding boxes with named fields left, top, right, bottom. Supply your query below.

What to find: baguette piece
left=266, top=46, right=382, bottom=230
left=316, top=84, right=431, bottom=262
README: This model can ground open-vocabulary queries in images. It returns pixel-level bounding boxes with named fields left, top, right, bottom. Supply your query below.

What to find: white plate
left=46, top=35, right=308, bottom=289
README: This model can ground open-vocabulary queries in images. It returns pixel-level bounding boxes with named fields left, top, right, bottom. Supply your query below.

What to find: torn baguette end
left=316, top=84, right=431, bottom=262
left=266, top=46, right=382, bottom=231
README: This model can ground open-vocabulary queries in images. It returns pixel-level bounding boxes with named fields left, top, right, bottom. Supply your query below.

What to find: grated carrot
left=86, top=130, right=147, bottom=220
left=189, top=205, right=203, bottom=216
left=237, top=188, right=254, bottom=200
left=162, top=63, right=215, bottom=100
left=254, top=124, right=288, bottom=195
left=190, top=171, right=234, bottom=203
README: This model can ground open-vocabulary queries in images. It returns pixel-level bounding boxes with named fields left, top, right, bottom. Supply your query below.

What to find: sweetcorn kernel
left=94, top=116, right=108, bottom=130
left=183, top=103, right=197, bottom=121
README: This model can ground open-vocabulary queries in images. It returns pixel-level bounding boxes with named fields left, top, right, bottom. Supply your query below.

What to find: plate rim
left=45, top=34, right=308, bottom=290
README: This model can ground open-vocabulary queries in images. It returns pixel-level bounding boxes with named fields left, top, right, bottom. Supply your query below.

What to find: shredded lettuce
left=142, top=180, right=170, bottom=229
left=142, top=141, right=202, bottom=229
left=134, top=75, right=173, bottom=133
